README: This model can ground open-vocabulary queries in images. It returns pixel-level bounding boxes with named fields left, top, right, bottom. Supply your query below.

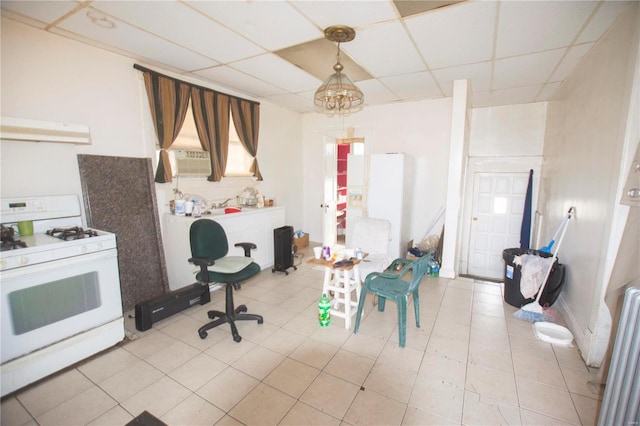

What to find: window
left=157, top=104, right=254, bottom=178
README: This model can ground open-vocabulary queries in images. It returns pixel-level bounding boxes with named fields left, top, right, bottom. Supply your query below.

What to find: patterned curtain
left=230, top=97, right=263, bottom=181
left=142, top=71, right=191, bottom=183
left=191, top=87, right=230, bottom=182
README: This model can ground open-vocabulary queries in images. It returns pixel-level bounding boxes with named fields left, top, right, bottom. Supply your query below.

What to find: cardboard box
left=294, top=233, right=309, bottom=249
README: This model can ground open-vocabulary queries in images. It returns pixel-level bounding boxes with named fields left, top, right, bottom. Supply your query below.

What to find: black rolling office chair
left=189, top=219, right=263, bottom=342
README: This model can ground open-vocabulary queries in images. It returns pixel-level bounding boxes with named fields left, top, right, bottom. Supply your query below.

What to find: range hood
left=0, top=116, right=91, bottom=144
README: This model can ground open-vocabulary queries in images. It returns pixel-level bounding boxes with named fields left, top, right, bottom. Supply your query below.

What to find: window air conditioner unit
left=175, top=150, right=211, bottom=176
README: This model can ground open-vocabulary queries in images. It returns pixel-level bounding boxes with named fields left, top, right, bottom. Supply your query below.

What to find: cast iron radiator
left=598, top=287, right=640, bottom=425
left=272, top=225, right=296, bottom=275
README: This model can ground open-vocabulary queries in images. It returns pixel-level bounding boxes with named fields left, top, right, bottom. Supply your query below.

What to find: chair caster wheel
left=233, top=334, right=242, bottom=343
left=238, top=305, right=248, bottom=313
left=258, top=318, right=264, bottom=324
left=207, top=312, right=216, bottom=319
left=199, top=330, right=207, bottom=339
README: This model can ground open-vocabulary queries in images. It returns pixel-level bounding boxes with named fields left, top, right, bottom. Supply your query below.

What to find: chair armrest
left=235, top=242, right=257, bottom=257
left=364, top=269, right=406, bottom=285
left=189, top=257, right=215, bottom=267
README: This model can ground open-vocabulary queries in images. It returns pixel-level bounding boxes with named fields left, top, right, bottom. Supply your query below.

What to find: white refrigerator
left=347, top=153, right=413, bottom=259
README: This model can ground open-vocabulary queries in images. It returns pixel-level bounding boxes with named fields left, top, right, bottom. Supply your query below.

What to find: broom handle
left=535, top=207, right=574, bottom=304
left=546, top=208, right=573, bottom=246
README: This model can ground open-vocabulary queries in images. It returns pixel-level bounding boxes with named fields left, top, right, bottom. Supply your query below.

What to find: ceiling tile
left=536, top=82, right=561, bottom=102
left=406, top=1, right=496, bottom=69
left=93, top=1, right=265, bottom=63
left=290, top=0, right=398, bottom=30
left=576, top=1, right=632, bottom=44
left=194, top=66, right=285, bottom=98
left=343, top=21, right=425, bottom=77
left=493, top=49, right=566, bottom=90
left=432, top=61, right=493, bottom=96
left=490, top=85, right=542, bottom=107
left=393, top=0, right=466, bottom=18
left=496, top=1, right=598, bottom=58
left=187, top=1, right=321, bottom=51
left=276, top=38, right=373, bottom=82
left=56, top=7, right=217, bottom=71
left=264, top=93, right=315, bottom=113
left=549, top=43, right=593, bottom=83
left=381, top=72, right=442, bottom=100
left=232, top=54, right=321, bottom=93
left=0, top=0, right=78, bottom=27
left=356, top=79, right=401, bottom=105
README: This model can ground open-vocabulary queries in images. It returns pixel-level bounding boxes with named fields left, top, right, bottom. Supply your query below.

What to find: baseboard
left=555, top=294, right=590, bottom=365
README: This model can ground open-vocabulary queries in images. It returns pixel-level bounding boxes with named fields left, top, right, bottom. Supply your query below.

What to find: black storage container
left=502, top=248, right=565, bottom=308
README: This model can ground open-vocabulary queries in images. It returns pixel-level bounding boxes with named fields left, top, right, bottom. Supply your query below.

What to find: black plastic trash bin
left=502, top=248, right=565, bottom=308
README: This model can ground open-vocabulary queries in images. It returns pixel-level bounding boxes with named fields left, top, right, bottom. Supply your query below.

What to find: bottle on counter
left=318, top=293, right=331, bottom=327
left=185, top=200, right=194, bottom=216
left=174, top=199, right=186, bottom=215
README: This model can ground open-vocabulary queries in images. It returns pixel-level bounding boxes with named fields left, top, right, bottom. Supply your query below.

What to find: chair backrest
left=347, top=216, right=391, bottom=254
left=190, top=219, right=229, bottom=260
left=406, top=255, right=432, bottom=292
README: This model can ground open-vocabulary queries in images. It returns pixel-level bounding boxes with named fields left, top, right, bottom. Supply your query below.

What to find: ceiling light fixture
left=314, top=25, right=364, bottom=115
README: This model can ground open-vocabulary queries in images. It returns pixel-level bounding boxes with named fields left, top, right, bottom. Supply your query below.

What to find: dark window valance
left=134, top=64, right=262, bottom=182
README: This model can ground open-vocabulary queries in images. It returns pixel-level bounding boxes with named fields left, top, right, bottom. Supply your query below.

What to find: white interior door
left=322, top=137, right=337, bottom=246
left=467, top=172, right=529, bottom=279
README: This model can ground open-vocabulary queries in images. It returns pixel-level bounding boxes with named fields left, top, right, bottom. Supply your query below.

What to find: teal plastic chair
left=353, top=254, right=432, bottom=347
left=189, top=219, right=263, bottom=342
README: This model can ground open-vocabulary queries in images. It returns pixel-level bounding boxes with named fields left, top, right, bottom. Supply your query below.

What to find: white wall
left=1, top=18, right=305, bottom=232
left=542, top=3, right=640, bottom=366
left=302, top=98, right=453, bottom=246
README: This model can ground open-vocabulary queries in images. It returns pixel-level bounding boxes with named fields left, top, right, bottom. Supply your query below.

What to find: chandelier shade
left=314, top=25, right=364, bottom=115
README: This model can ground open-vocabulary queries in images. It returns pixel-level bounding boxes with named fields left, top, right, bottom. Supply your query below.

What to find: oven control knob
left=80, top=245, right=88, bottom=253
left=19, top=256, right=29, bottom=265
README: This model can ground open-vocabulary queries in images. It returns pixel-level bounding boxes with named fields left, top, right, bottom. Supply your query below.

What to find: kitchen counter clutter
left=162, top=206, right=285, bottom=291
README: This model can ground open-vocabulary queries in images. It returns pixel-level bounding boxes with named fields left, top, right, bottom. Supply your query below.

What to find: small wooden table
left=308, top=255, right=366, bottom=329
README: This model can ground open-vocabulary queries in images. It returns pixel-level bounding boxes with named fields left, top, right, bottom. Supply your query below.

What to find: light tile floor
left=1, top=246, right=604, bottom=425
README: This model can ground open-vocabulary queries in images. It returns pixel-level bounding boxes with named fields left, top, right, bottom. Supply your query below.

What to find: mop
left=514, top=207, right=574, bottom=322
left=539, top=208, right=573, bottom=253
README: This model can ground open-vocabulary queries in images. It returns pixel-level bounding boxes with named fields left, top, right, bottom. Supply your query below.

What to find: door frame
left=322, top=136, right=338, bottom=246
left=459, top=156, right=542, bottom=277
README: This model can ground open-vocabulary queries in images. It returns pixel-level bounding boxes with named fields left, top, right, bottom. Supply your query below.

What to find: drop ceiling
left=0, top=0, right=632, bottom=114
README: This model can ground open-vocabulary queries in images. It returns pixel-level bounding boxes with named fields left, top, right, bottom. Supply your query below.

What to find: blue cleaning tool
left=540, top=208, right=573, bottom=253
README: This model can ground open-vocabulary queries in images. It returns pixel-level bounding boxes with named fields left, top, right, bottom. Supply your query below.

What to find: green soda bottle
left=318, top=293, right=331, bottom=327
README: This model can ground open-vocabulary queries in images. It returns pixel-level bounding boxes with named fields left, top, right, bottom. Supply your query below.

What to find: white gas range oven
left=0, top=195, right=124, bottom=397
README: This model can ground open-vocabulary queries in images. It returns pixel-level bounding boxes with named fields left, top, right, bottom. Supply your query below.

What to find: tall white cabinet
left=347, top=153, right=413, bottom=259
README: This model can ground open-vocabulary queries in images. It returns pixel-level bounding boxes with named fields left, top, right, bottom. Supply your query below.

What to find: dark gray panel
left=77, top=154, right=169, bottom=311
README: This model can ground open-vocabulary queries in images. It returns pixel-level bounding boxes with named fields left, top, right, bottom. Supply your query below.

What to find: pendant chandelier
left=314, top=25, right=364, bottom=115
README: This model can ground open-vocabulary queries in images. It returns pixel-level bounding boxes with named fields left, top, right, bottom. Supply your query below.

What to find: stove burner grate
left=46, top=227, right=98, bottom=241
left=1, top=240, right=27, bottom=251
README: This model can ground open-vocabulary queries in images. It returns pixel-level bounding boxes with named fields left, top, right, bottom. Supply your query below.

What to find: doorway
left=322, top=133, right=365, bottom=247
left=466, top=171, right=531, bottom=280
